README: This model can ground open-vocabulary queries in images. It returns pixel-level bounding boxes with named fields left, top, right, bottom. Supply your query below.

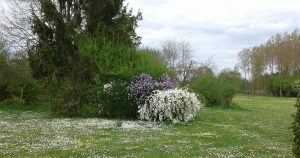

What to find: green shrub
left=98, top=80, right=136, bottom=119
left=0, top=53, right=39, bottom=105
left=191, top=75, right=238, bottom=106
left=6, top=79, right=39, bottom=106
left=293, top=82, right=300, bottom=157
left=23, top=80, right=39, bottom=105
left=79, top=104, right=100, bottom=118
left=50, top=80, right=90, bottom=117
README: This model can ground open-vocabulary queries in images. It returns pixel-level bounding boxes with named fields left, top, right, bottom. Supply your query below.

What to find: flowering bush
left=159, top=74, right=176, bottom=90
left=138, top=88, right=201, bottom=123
left=126, top=73, right=157, bottom=106
left=126, top=73, right=175, bottom=107
left=98, top=73, right=176, bottom=119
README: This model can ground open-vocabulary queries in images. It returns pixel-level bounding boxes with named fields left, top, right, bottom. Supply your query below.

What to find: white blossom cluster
left=103, top=82, right=113, bottom=93
left=138, top=88, right=201, bottom=123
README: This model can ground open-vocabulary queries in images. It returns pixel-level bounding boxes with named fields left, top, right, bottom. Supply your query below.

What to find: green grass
left=0, top=95, right=296, bottom=157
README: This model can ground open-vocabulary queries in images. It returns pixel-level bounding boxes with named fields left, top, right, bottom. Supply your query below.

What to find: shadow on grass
left=0, top=100, right=50, bottom=114
left=204, top=103, right=251, bottom=112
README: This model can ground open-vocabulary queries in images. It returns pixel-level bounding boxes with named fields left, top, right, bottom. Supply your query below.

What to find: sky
left=0, top=0, right=7, bottom=9
left=1, top=0, right=300, bottom=71
left=127, top=0, right=300, bottom=71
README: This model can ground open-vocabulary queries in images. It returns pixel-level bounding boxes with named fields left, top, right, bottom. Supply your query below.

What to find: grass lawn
left=0, top=95, right=296, bottom=157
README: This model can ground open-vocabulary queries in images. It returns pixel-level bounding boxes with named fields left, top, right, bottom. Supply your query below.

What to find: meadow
left=0, top=95, right=296, bottom=157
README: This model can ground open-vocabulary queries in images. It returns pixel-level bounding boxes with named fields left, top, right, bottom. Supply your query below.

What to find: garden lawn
left=0, top=95, right=296, bottom=157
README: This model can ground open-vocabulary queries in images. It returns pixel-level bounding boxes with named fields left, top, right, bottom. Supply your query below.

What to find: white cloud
left=128, top=0, right=300, bottom=71
left=0, top=0, right=7, bottom=9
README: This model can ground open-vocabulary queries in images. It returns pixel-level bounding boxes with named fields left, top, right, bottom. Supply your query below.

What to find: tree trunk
left=19, top=87, right=24, bottom=104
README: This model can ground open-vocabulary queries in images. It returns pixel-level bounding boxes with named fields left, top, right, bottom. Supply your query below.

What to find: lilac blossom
left=126, top=73, right=176, bottom=107
left=159, top=74, right=176, bottom=90
left=126, top=73, right=157, bottom=106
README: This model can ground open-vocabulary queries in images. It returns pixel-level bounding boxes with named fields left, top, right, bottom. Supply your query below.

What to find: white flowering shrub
left=138, top=88, right=201, bottom=123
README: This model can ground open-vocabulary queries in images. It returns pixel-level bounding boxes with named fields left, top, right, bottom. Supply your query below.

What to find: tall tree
left=28, top=0, right=142, bottom=83
left=237, top=48, right=252, bottom=93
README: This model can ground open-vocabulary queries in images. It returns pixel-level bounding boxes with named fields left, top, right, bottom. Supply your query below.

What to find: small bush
left=139, top=88, right=201, bottom=123
left=50, top=80, right=89, bottom=117
left=191, top=75, right=238, bottom=106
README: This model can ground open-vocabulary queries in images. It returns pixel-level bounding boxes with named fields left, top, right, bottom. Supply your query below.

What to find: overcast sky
left=128, top=0, right=300, bottom=71
left=1, top=0, right=300, bottom=71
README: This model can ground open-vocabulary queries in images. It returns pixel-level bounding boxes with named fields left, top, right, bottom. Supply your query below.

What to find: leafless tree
left=160, top=39, right=197, bottom=83
left=161, top=39, right=178, bottom=69
left=0, top=0, right=38, bottom=53
left=199, top=56, right=217, bottom=74
left=176, top=40, right=197, bottom=83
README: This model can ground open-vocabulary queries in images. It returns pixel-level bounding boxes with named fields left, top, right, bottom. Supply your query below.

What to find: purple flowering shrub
left=159, top=74, right=176, bottom=90
left=126, top=73, right=176, bottom=107
left=126, top=73, right=156, bottom=106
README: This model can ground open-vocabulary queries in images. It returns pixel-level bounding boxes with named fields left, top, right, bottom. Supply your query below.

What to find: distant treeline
left=237, top=30, right=300, bottom=96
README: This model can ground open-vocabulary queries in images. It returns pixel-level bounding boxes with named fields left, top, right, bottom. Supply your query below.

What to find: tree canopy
left=29, top=0, right=142, bottom=83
